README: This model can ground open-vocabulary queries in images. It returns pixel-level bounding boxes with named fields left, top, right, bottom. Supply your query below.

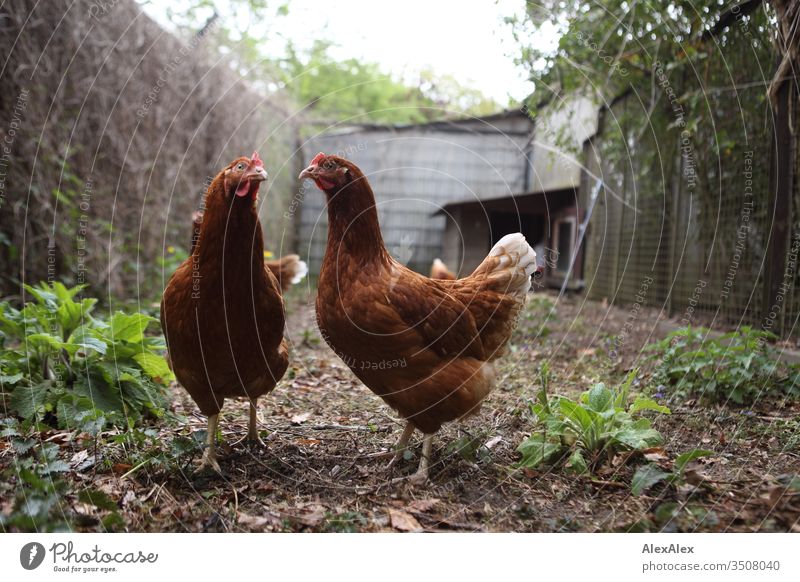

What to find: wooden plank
left=764, top=72, right=794, bottom=335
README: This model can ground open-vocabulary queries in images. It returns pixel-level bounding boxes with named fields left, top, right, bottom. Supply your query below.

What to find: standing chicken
left=190, top=210, right=308, bottom=292
left=299, top=153, right=536, bottom=484
left=161, top=153, right=289, bottom=472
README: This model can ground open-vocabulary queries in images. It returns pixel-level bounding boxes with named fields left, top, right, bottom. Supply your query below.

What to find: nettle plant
left=517, top=366, right=670, bottom=475
left=646, top=326, right=800, bottom=405
left=0, top=282, right=173, bottom=431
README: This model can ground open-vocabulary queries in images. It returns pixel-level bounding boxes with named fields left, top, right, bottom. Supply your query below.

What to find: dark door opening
left=488, top=212, right=544, bottom=248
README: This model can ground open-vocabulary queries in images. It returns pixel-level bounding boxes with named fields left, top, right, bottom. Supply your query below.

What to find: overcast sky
left=141, top=0, right=546, bottom=104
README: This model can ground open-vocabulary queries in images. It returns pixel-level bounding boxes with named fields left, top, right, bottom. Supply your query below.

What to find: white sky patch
left=138, top=1, right=558, bottom=105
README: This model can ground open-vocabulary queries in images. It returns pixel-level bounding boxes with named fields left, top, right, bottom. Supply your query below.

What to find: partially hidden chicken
left=299, top=153, right=537, bottom=484
left=430, top=258, right=456, bottom=280
left=161, top=152, right=289, bottom=472
left=190, top=211, right=307, bottom=292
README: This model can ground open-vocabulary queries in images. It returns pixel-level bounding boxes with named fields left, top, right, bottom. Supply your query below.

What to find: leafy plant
left=323, top=511, right=368, bottom=533
left=624, top=501, right=719, bottom=533
left=106, top=428, right=205, bottom=477
left=517, top=366, right=670, bottom=474
left=445, top=431, right=491, bottom=463
left=0, top=418, right=71, bottom=532
left=646, top=326, right=799, bottom=405
left=0, top=282, right=173, bottom=429
left=631, top=449, right=714, bottom=496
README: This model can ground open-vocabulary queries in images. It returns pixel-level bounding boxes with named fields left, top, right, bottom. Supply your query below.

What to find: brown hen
left=190, top=210, right=307, bottom=292
left=299, top=153, right=536, bottom=483
left=161, top=153, right=289, bottom=472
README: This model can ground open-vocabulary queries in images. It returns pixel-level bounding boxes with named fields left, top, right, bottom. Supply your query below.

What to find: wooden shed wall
left=298, top=116, right=534, bottom=274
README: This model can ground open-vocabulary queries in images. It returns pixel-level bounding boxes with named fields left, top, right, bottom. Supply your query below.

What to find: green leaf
left=632, top=464, right=670, bottom=496
left=614, top=371, right=637, bottom=408
left=68, top=327, right=108, bottom=355
left=674, top=449, right=713, bottom=473
left=517, top=434, right=563, bottom=468
left=629, top=397, right=671, bottom=415
left=78, top=489, right=118, bottom=511
left=50, top=282, right=84, bottom=301
left=586, top=383, right=614, bottom=412
left=40, top=459, right=70, bottom=475
left=26, top=332, right=64, bottom=351
left=0, top=372, right=24, bottom=386
left=23, top=284, right=58, bottom=306
left=132, top=351, right=174, bottom=383
left=73, top=377, right=124, bottom=414
left=56, top=296, right=88, bottom=337
left=566, top=449, right=588, bottom=474
left=614, top=425, right=664, bottom=450
left=559, top=399, right=596, bottom=433
left=9, top=382, right=53, bottom=419
left=12, top=438, right=36, bottom=454
left=109, top=312, right=155, bottom=343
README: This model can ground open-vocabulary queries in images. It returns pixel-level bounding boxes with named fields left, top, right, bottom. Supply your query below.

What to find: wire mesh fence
left=582, top=10, right=798, bottom=341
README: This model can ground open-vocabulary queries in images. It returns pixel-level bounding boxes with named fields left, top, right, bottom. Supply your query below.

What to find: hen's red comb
left=310, top=152, right=326, bottom=165
left=250, top=151, right=263, bottom=168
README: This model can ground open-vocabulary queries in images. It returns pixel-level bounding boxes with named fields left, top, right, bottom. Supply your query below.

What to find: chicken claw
left=198, top=414, right=222, bottom=473
left=385, top=422, right=416, bottom=469
left=245, top=400, right=266, bottom=447
left=407, top=434, right=433, bottom=485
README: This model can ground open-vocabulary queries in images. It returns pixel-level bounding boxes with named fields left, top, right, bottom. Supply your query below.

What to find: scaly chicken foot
left=392, top=433, right=433, bottom=486
left=233, top=400, right=266, bottom=448
left=246, top=400, right=266, bottom=446
left=385, top=422, right=416, bottom=469
left=198, top=414, right=222, bottom=473
left=407, top=434, right=433, bottom=485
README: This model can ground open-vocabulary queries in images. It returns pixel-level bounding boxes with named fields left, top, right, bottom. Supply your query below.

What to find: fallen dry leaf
left=112, top=463, right=133, bottom=475
left=388, top=508, right=422, bottom=532
left=121, top=490, right=136, bottom=508
left=295, top=438, right=321, bottom=446
left=643, top=447, right=668, bottom=462
left=407, top=498, right=440, bottom=513
left=237, top=512, right=270, bottom=530
left=70, top=449, right=95, bottom=472
left=484, top=436, right=503, bottom=449
left=290, top=412, right=311, bottom=425
left=287, top=505, right=326, bottom=527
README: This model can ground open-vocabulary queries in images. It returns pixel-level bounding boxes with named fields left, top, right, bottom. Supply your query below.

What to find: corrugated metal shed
left=297, top=111, right=535, bottom=274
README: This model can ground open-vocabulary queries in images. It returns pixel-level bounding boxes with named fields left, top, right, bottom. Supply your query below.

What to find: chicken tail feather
left=278, top=254, right=308, bottom=285
left=472, top=233, right=537, bottom=298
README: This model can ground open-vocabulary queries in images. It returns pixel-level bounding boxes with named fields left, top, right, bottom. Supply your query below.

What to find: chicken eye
left=236, top=163, right=245, bottom=171
left=322, top=161, right=335, bottom=171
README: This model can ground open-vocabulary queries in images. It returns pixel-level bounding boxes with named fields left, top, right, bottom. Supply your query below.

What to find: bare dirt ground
left=3, top=287, right=799, bottom=532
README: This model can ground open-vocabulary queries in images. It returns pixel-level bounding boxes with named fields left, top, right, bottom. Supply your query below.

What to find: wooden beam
left=763, top=71, right=794, bottom=335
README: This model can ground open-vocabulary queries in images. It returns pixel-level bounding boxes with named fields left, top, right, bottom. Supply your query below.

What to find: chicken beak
left=247, top=167, right=269, bottom=182
left=298, top=164, right=317, bottom=181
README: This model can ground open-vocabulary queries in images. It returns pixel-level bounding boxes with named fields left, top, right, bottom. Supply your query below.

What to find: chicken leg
left=407, top=434, right=433, bottom=485
left=199, top=413, right=221, bottom=473
left=247, top=400, right=265, bottom=446
left=385, top=422, right=416, bottom=469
